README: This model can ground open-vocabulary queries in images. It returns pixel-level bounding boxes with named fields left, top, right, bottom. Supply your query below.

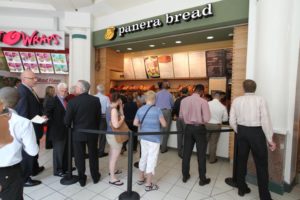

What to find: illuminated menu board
left=188, top=51, right=206, bottom=77
left=20, top=52, right=39, bottom=73
left=206, top=49, right=226, bottom=77
left=51, top=53, right=68, bottom=74
left=3, top=51, right=24, bottom=73
left=36, top=52, right=55, bottom=74
left=157, top=55, right=174, bottom=78
left=144, top=56, right=160, bottom=78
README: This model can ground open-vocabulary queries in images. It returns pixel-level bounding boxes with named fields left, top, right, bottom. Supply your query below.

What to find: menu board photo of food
left=36, top=53, right=55, bottom=74
left=51, top=53, right=69, bottom=74
left=144, top=56, right=160, bottom=78
left=3, top=51, right=24, bottom=73
left=20, top=52, right=39, bottom=73
left=157, top=55, right=174, bottom=78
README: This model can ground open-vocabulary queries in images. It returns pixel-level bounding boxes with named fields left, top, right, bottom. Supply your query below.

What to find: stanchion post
left=225, top=132, right=237, bottom=187
left=60, top=127, right=79, bottom=185
left=119, top=131, right=140, bottom=200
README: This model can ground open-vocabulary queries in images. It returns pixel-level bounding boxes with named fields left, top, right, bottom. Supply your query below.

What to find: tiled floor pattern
left=24, top=146, right=300, bottom=200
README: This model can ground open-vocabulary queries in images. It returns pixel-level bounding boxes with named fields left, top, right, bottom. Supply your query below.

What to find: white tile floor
left=24, top=146, right=300, bottom=200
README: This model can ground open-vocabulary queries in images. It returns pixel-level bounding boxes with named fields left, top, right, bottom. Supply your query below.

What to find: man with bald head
left=15, top=70, right=44, bottom=186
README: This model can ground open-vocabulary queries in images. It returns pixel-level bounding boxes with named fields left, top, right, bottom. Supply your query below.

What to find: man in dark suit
left=64, top=80, right=101, bottom=187
left=15, top=70, right=45, bottom=187
left=44, top=82, right=68, bottom=177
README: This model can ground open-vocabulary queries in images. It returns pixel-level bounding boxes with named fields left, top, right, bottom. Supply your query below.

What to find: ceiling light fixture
left=116, top=50, right=120, bottom=52
left=127, top=48, right=133, bottom=50
left=162, top=42, right=166, bottom=45
left=228, top=33, right=234, bottom=37
left=149, top=44, right=155, bottom=47
left=175, top=41, right=182, bottom=44
left=206, top=36, right=214, bottom=40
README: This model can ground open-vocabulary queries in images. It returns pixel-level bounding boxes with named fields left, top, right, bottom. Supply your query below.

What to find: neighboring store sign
left=104, top=3, right=213, bottom=40
left=0, top=30, right=65, bottom=50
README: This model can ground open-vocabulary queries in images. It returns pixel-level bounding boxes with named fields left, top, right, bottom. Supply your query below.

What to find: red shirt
left=179, top=93, right=211, bottom=125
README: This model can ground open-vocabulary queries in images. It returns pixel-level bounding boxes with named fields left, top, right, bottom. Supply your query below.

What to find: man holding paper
left=15, top=70, right=46, bottom=186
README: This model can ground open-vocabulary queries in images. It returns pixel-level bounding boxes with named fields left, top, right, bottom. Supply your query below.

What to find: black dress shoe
left=238, top=187, right=251, bottom=196
left=93, top=174, right=101, bottom=184
left=79, top=175, right=87, bottom=187
left=54, top=172, right=66, bottom=177
left=98, top=152, right=109, bottom=158
left=24, top=178, right=42, bottom=187
left=32, top=166, right=45, bottom=176
left=134, top=162, right=139, bottom=168
left=182, top=175, right=191, bottom=183
left=199, top=178, right=211, bottom=186
left=160, top=149, right=168, bottom=154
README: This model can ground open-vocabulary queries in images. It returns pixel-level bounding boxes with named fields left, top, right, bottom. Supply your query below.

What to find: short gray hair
left=96, top=84, right=105, bottom=94
left=77, top=80, right=90, bottom=93
left=0, top=87, right=19, bottom=108
left=57, top=82, right=68, bottom=90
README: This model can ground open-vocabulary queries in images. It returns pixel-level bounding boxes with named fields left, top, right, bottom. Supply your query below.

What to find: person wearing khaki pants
left=206, top=91, right=228, bottom=164
left=206, top=123, right=222, bottom=163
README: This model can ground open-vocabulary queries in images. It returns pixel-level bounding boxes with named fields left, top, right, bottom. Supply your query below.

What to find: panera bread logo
left=104, top=27, right=117, bottom=41
left=104, top=3, right=213, bottom=41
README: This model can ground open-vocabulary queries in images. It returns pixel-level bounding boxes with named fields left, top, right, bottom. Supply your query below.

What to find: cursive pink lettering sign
left=0, top=30, right=62, bottom=47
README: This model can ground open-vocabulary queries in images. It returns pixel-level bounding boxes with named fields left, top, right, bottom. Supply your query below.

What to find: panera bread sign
left=0, top=30, right=65, bottom=50
left=104, top=3, right=213, bottom=41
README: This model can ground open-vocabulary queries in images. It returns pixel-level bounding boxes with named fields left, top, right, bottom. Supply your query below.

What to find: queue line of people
left=0, top=69, right=277, bottom=200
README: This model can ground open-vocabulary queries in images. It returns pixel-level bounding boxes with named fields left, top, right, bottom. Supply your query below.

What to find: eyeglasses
left=0, top=107, right=11, bottom=117
left=24, top=77, right=37, bottom=80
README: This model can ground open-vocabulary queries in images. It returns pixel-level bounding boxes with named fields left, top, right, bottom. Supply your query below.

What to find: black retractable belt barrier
left=65, top=126, right=234, bottom=199
left=119, top=131, right=140, bottom=200
left=225, top=132, right=238, bottom=187
left=60, top=127, right=79, bottom=185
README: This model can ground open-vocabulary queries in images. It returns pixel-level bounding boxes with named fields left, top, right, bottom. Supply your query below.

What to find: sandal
left=136, top=179, right=145, bottom=185
left=109, top=180, right=124, bottom=186
left=108, top=169, right=122, bottom=175
left=145, top=183, right=159, bottom=192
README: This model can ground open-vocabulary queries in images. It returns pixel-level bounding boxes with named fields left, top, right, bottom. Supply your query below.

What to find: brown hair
left=243, top=79, right=257, bottom=93
left=111, top=92, right=120, bottom=103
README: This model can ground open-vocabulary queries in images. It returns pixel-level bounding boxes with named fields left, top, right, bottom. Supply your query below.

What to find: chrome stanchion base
left=225, top=177, right=237, bottom=187
left=119, top=191, right=140, bottom=200
left=60, top=175, right=79, bottom=185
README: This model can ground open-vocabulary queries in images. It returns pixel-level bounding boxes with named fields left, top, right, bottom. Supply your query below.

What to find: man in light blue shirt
left=95, top=84, right=110, bottom=157
left=155, top=81, right=174, bottom=153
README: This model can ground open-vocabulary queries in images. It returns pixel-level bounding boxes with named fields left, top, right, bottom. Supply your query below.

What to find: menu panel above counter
left=173, top=52, right=189, bottom=78
left=188, top=51, right=206, bottom=78
left=206, top=49, right=226, bottom=77
left=132, top=57, right=147, bottom=79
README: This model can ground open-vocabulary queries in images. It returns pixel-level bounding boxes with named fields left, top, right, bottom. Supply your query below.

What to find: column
left=64, top=12, right=94, bottom=90
left=247, top=0, right=300, bottom=185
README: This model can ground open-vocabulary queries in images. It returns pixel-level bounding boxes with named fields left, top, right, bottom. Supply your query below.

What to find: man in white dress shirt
left=95, top=84, right=110, bottom=157
left=206, top=91, right=228, bottom=163
left=229, top=80, right=276, bottom=200
left=0, top=87, right=39, bottom=199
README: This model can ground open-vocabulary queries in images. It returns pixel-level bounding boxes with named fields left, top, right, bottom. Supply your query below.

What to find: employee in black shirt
left=172, top=87, right=189, bottom=158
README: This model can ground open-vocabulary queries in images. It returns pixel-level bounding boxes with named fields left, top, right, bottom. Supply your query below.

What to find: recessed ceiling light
left=175, top=41, right=182, bottom=44
left=228, top=33, right=234, bottom=37
left=162, top=42, right=166, bottom=45
left=116, top=49, right=120, bottom=52
left=127, top=48, right=132, bottom=50
left=206, top=36, right=214, bottom=40
left=149, top=44, right=155, bottom=47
